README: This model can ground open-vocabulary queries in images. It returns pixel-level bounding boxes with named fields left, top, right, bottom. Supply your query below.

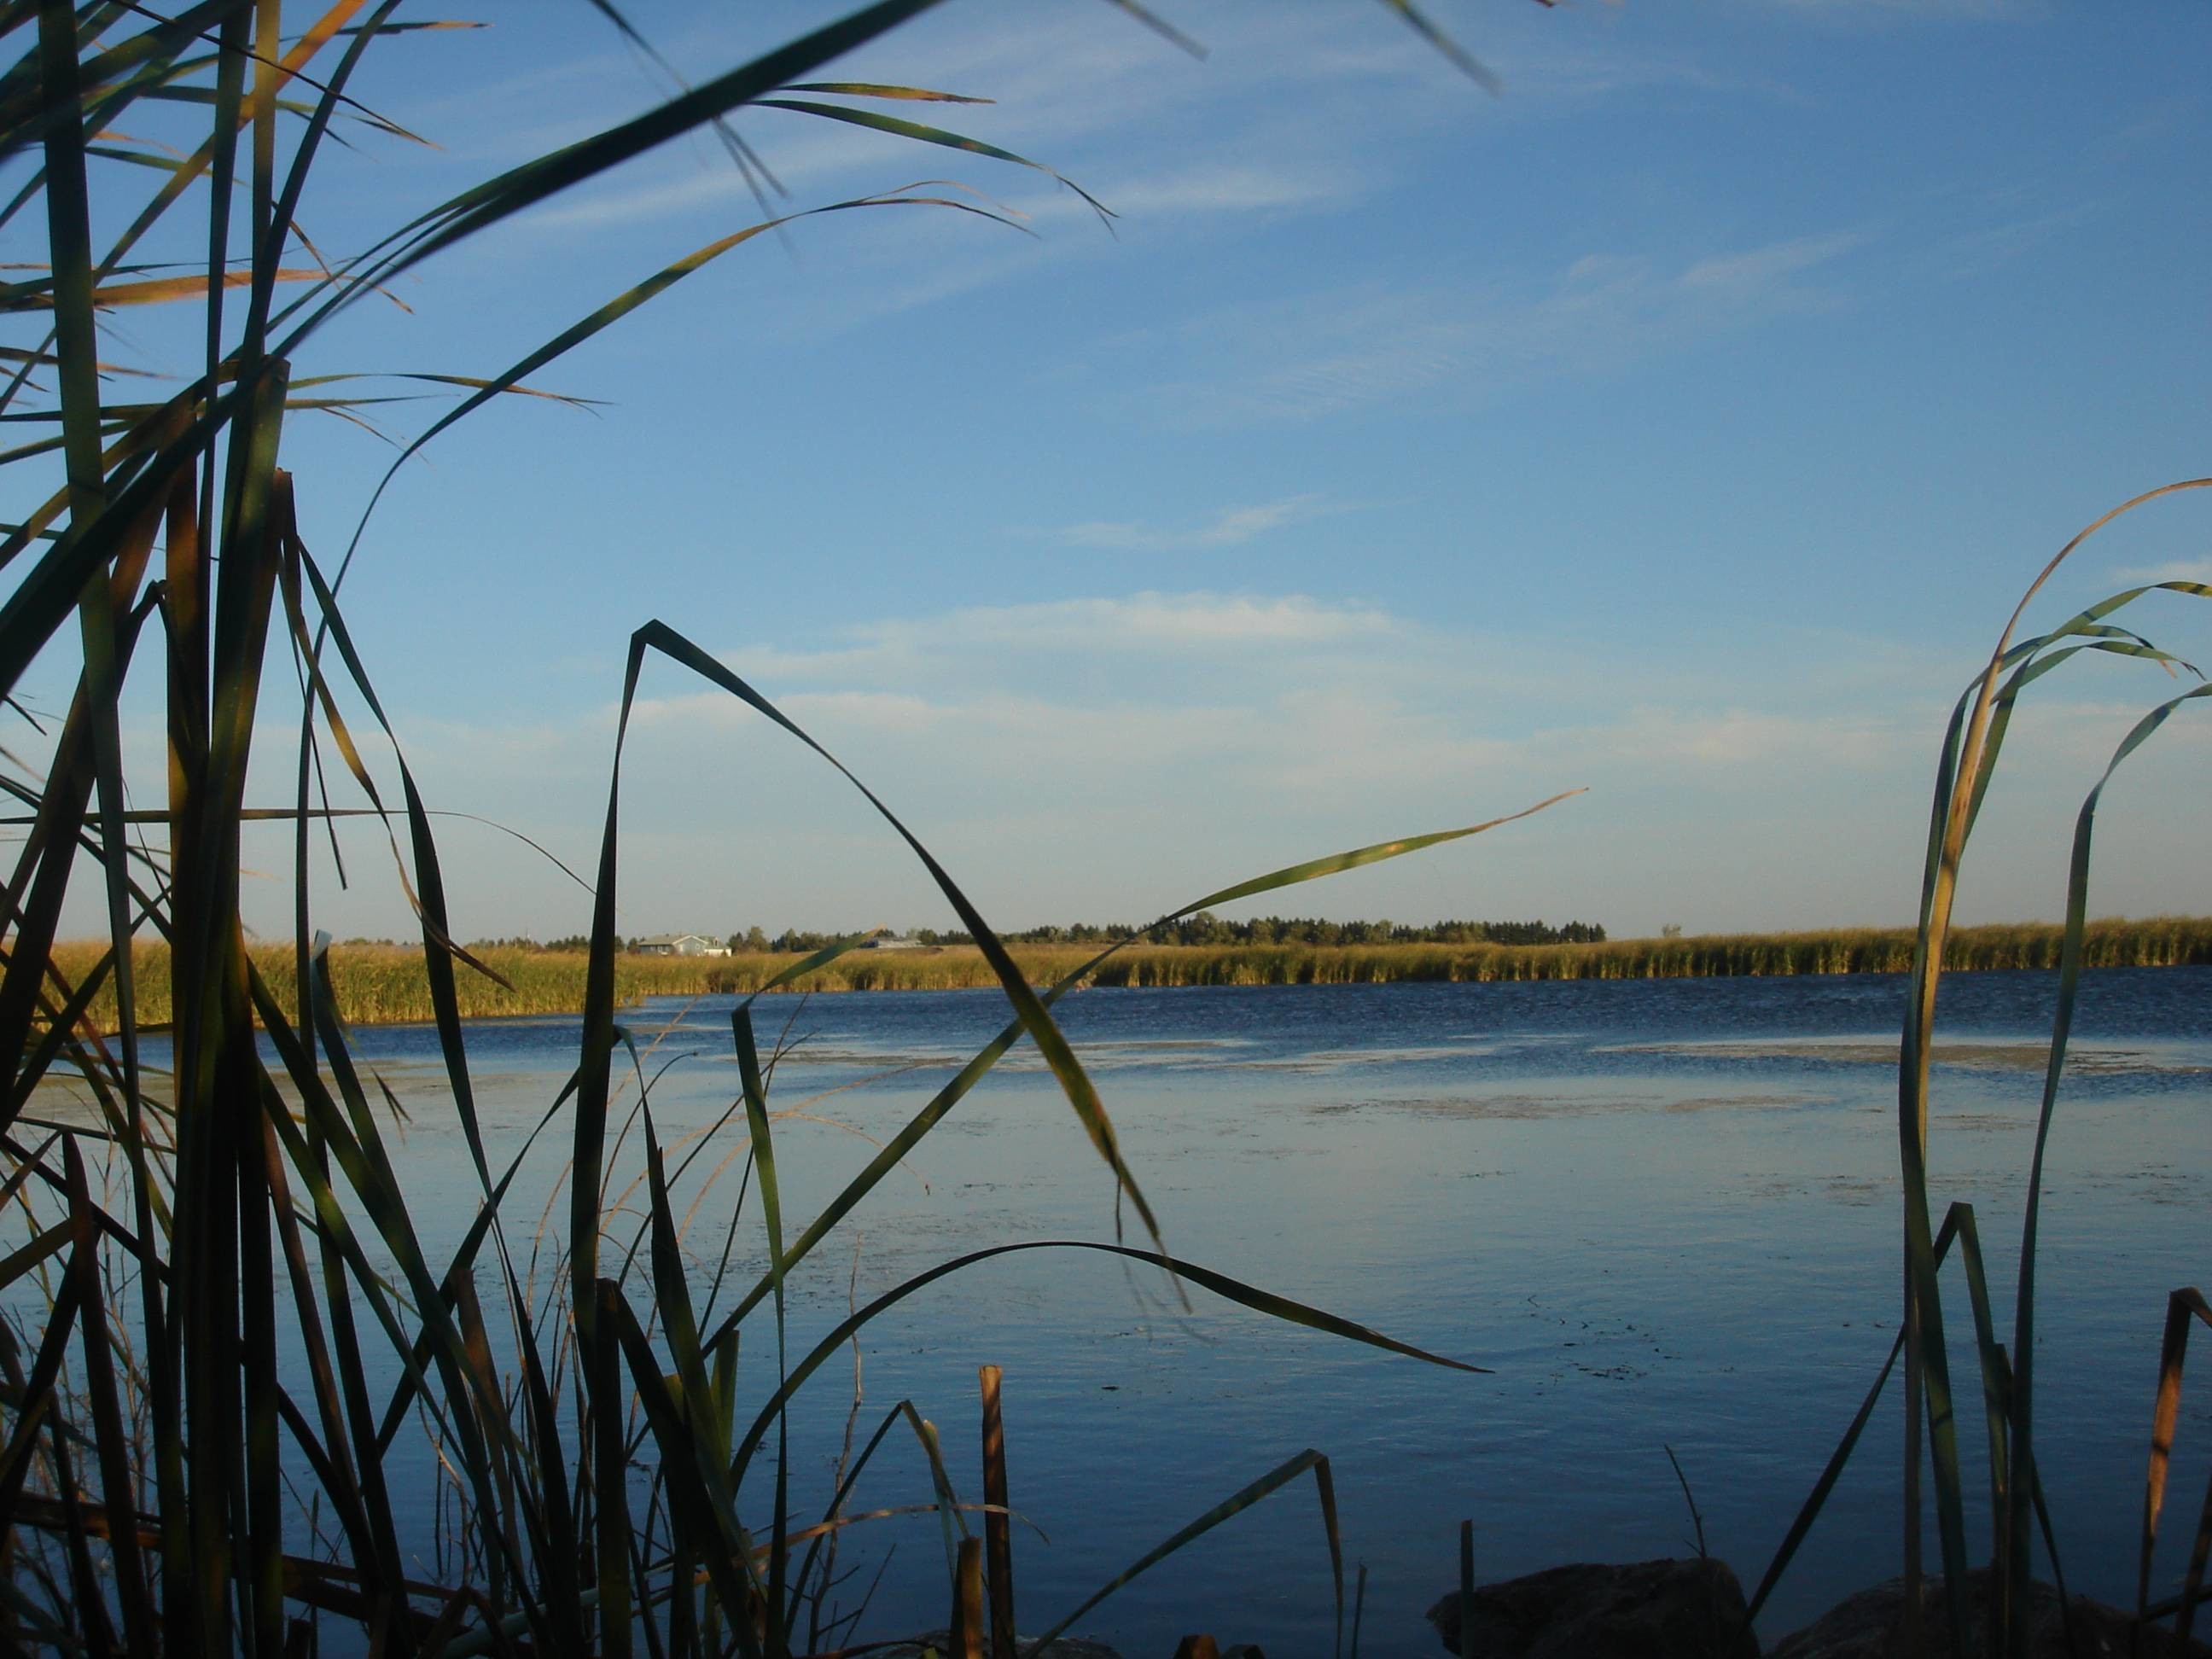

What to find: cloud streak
left=1105, top=230, right=1868, bottom=429
left=509, top=3, right=1750, bottom=249
left=2110, top=556, right=2212, bottom=586
left=1050, top=493, right=1348, bottom=550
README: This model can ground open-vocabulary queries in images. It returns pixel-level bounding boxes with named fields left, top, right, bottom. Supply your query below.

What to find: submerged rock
left=1425, top=1556, right=1760, bottom=1657
left=1767, top=1571, right=2212, bottom=1658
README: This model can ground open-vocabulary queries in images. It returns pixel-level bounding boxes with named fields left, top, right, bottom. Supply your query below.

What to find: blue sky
left=22, top=0, right=2212, bottom=942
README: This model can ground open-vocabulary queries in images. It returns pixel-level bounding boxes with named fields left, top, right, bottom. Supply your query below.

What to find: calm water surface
left=107, top=971, right=2212, bottom=1653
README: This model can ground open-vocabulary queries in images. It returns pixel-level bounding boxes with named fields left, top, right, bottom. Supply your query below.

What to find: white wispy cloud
left=1051, top=494, right=1347, bottom=550
left=1095, top=161, right=1363, bottom=217
left=1109, top=230, right=1867, bottom=429
left=2110, top=556, right=2212, bottom=586
left=1752, top=0, right=2027, bottom=20
left=1926, top=202, right=2098, bottom=282
left=509, top=3, right=1747, bottom=245
left=1743, top=0, right=2034, bottom=24
left=1676, top=231, right=1866, bottom=294
left=620, top=626, right=1910, bottom=802
left=616, top=591, right=1933, bottom=794
left=1575, top=704, right=1891, bottom=769
left=722, top=592, right=1400, bottom=686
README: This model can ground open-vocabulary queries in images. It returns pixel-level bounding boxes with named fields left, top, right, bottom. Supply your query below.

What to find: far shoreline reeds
left=49, top=916, right=2212, bottom=1031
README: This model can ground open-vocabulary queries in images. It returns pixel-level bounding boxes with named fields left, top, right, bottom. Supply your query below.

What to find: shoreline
left=46, top=917, right=2212, bottom=1030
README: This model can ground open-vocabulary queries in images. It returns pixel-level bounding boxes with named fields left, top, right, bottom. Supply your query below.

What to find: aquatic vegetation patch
left=44, top=917, right=2212, bottom=1031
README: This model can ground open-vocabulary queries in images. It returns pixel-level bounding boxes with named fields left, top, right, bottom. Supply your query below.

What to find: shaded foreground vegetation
left=49, top=917, right=2212, bottom=1029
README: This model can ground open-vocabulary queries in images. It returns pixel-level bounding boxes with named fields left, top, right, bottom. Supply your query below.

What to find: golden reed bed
left=43, top=917, right=2212, bottom=1030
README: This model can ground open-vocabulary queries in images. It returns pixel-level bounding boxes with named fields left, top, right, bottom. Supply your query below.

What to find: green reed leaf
left=1030, top=1449, right=1339, bottom=1649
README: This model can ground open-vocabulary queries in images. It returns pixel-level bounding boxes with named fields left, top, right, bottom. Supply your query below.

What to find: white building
left=632, top=933, right=728, bottom=957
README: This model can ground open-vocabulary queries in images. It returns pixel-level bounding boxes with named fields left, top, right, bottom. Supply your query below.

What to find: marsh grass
left=1737, top=480, right=2212, bottom=1658
left=44, top=917, right=2212, bottom=1031
left=44, top=939, right=738, bottom=1027
left=707, top=918, right=2212, bottom=991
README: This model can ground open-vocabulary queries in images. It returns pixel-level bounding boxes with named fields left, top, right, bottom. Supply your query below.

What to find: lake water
left=48, top=969, right=2212, bottom=1655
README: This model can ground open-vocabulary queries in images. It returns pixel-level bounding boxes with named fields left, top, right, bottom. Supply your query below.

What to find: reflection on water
left=26, top=969, right=2212, bottom=1655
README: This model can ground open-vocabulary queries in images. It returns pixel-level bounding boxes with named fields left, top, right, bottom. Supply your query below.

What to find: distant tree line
left=455, top=918, right=1608, bottom=954
left=734, top=913, right=1606, bottom=952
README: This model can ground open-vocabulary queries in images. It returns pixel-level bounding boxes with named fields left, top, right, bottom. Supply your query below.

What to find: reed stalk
left=1744, top=483, right=2212, bottom=1658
